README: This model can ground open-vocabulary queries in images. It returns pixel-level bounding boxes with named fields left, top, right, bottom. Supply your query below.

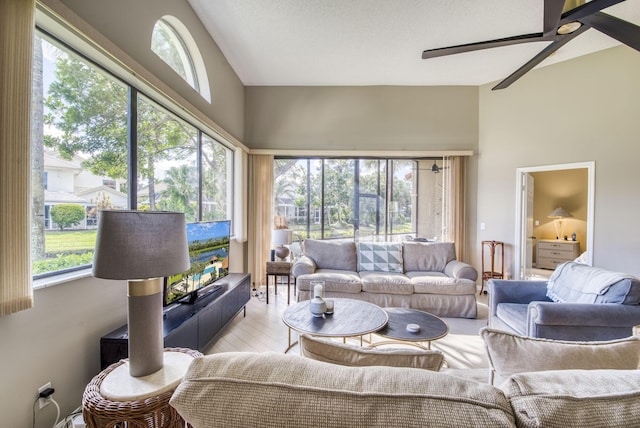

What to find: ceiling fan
left=422, top=0, right=640, bottom=90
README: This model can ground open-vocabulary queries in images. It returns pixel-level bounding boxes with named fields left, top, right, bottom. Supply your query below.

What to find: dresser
left=536, top=239, right=580, bottom=270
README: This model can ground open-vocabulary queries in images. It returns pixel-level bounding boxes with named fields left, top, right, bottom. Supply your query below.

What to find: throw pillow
left=357, top=242, right=403, bottom=273
left=402, top=242, right=455, bottom=272
left=299, top=334, right=444, bottom=371
left=501, top=370, right=640, bottom=428
left=481, top=327, right=640, bottom=385
left=303, top=239, right=357, bottom=271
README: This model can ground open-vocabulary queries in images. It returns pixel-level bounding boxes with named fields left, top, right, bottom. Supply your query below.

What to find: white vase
left=309, top=297, right=326, bottom=317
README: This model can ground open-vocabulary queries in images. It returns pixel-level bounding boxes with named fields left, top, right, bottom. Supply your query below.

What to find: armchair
left=488, top=263, right=640, bottom=341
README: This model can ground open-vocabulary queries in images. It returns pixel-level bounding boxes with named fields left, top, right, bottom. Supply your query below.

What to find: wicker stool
left=82, top=347, right=202, bottom=428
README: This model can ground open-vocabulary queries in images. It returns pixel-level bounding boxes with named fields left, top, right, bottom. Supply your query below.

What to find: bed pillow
left=481, top=327, right=640, bottom=385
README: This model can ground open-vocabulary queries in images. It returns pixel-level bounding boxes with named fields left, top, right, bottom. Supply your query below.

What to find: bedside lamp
left=548, top=207, right=573, bottom=240
left=92, top=210, right=189, bottom=377
left=272, top=229, right=293, bottom=261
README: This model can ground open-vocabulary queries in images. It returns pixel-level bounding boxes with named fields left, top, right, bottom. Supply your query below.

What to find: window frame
left=31, top=26, right=234, bottom=284
left=273, top=157, right=421, bottom=242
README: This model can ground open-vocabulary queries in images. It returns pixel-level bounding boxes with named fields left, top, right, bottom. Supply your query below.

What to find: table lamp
left=548, top=207, right=573, bottom=240
left=272, top=229, right=293, bottom=260
left=92, top=210, right=189, bottom=377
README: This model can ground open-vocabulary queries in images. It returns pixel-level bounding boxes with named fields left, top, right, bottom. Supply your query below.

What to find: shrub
left=50, top=204, right=86, bottom=230
left=32, top=252, right=94, bottom=275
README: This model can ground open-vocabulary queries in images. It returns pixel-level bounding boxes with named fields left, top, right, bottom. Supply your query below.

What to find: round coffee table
left=373, top=307, right=449, bottom=349
left=282, top=298, right=388, bottom=353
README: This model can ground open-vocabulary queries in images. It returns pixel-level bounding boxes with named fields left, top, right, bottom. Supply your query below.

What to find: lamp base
left=128, top=278, right=164, bottom=377
left=274, top=245, right=290, bottom=261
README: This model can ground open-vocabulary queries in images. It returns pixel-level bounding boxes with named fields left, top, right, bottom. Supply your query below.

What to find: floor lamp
left=92, top=210, right=189, bottom=377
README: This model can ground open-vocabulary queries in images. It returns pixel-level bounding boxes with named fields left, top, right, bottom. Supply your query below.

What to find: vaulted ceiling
left=188, top=0, right=640, bottom=87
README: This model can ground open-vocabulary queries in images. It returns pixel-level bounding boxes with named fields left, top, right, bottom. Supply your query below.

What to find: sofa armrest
left=444, top=260, right=478, bottom=281
left=529, top=302, right=640, bottom=328
left=488, top=279, right=550, bottom=319
left=292, top=255, right=317, bottom=277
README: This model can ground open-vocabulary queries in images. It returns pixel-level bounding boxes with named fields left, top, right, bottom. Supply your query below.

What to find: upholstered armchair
left=488, top=262, right=640, bottom=341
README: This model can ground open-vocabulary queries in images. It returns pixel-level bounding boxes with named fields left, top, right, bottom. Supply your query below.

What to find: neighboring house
left=43, top=151, right=127, bottom=229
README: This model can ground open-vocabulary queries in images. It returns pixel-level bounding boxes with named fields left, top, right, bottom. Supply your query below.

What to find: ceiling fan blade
left=422, top=33, right=546, bottom=59
left=560, top=0, right=626, bottom=26
left=580, top=12, right=640, bottom=52
left=492, top=25, right=590, bottom=90
left=543, top=0, right=565, bottom=35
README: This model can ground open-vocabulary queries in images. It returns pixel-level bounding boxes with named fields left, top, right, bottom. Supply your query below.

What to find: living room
left=2, top=0, right=640, bottom=427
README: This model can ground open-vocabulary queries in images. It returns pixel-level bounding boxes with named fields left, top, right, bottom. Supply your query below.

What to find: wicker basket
left=82, top=347, right=202, bottom=428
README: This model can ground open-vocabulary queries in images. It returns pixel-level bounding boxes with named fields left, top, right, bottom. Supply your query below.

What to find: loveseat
left=292, top=239, right=478, bottom=318
left=170, top=348, right=640, bottom=427
left=489, top=262, right=640, bottom=341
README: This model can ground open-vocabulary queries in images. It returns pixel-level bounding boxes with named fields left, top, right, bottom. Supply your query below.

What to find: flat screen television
left=164, top=220, right=231, bottom=306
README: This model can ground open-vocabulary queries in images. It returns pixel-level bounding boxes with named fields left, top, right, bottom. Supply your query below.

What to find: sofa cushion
left=296, top=269, right=362, bottom=293
left=403, top=242, right=455, bottom=272
left=494, top=303, right=528, bottom=336
left=501, top=370, right=640, bottom=428
left=170, top=352, right=516, bottom=428
left=546, top=261, right=640, bottom=305
left=407, top=272, right=477, bottom=295
left=357, top=242, right=403, bottom=273
left=303, top=239, right=357, bottom=271
left=481, top=327, right=640, bottom=385
left=299, top=334, right=444, bottom=370
left=359, top=271, right=413, bottom=295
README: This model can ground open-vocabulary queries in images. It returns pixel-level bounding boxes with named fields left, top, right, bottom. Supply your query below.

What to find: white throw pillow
left=481, top=328, right=640, bottom=385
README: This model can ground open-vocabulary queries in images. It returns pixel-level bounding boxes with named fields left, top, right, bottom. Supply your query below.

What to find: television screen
left=164, top=220, right=231, bottom=306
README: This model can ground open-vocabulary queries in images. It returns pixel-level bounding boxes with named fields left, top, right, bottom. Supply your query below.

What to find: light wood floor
left=204, top=282, right=490, bottom=369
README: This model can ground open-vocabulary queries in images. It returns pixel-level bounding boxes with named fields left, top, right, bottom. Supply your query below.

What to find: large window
left=274, top=158, right=423, bottom=241
left=31, top=30, right=233, bottom=279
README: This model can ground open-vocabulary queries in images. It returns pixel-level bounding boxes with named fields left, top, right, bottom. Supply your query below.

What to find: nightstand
left=536, top=239, right=580, bottom=270
left=266, top=261, right=293, bottom=304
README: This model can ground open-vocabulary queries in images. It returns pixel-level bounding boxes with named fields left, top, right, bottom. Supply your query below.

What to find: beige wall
left=477, top=46, right=640, bottom=277
left=245, top=86, right=479, bottom=151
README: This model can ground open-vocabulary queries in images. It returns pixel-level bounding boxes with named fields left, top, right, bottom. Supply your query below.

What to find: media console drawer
left=536, top=240, right=580, bottom=270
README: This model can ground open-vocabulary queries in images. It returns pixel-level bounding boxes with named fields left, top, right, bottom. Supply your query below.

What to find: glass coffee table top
left=374, top=307, right=449, bottom=349
left=282, top=298, right=388, bottom=353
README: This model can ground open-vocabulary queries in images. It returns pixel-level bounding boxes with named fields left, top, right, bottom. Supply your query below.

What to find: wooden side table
left=82, top=347, right=202, bottom=428
left=266, top=261, right=293, bottom=304
left=481, top=240, right=504, bottom=295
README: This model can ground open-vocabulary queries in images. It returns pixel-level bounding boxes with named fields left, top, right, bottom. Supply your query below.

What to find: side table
left=266, top=261, right=293, bottom=304
left=82, top=347, right=202, bottom=428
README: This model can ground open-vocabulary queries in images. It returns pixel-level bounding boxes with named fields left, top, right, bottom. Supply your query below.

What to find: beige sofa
left=170, top=348, right=640, bottom=427
left=292, top=239, right=478, bottom=318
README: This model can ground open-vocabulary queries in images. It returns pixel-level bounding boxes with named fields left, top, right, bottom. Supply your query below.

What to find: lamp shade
left=272, top=229, right=293, bottom=246
left=92, top=210, right=190, bottom=280
left=548, top=207, right=573, bottom=219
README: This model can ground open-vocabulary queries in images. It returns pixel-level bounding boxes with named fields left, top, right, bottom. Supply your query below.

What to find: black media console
left=100, top=273, right=251, bottom=369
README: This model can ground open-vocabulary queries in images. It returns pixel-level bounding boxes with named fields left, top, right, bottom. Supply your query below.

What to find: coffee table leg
left=284, top=327, right=299, bottom=354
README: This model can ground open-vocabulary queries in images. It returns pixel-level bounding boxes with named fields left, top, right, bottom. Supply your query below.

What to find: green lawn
left=45, top=229, right=97, bottom=252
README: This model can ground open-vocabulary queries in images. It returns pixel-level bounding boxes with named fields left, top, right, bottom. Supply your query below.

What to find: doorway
left=514, top=162, right=595, bottom=280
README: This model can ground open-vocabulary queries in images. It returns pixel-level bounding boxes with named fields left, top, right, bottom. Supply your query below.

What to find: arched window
left=151, top=16, right=211, bottom=102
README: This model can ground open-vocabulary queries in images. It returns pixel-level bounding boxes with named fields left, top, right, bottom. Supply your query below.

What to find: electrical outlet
left=38, top=382, right=52, bottom=409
